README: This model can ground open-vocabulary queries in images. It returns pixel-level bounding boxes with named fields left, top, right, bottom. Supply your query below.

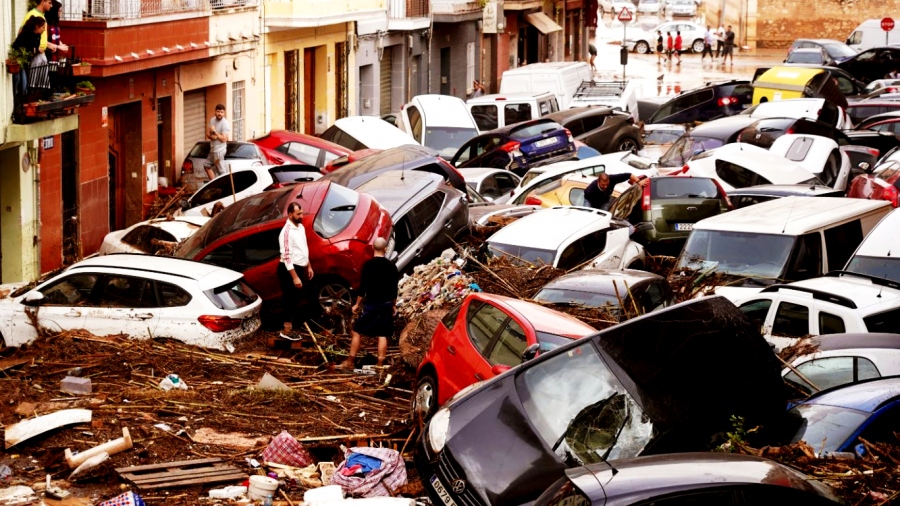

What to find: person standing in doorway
left=204, top=104, right=231, bottom=181
left=588, top=43, right=598, bottom=73
left=656, top=31, right=664, bottom=64
left=674, top=31, right=683, bottom=65
left=701, top=25, right=715, bottom=62
left=723, top=25, right=735, bottom=65
left=715, top=25, right=726, bottom=58
left=338, top=237, right=398, bottom=370
left=277, top=202, right=314, bottom=339
left=665, top=32, right=673, bottom=64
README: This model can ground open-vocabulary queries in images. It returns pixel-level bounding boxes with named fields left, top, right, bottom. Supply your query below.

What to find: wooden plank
left=138, top=472, right=248, bottom=490
left=115, top=457, right=222, bottom=473
left=124, top=465, right=240, bottom=484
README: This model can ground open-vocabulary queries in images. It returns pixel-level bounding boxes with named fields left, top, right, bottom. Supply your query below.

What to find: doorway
left=61, top=131, right=79, bottom=265
left=157, top=97, right=173, bottom=185
left=304, top=47, right=316, bottom=134
left=107, top=102, right=143, bottom=231
left=440, top=47, right=450, bottom=95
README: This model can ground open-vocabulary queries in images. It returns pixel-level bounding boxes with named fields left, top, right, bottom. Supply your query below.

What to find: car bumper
left=415, top=432, right=488, bottom=506
left=624, top=40, right=639, bottom=51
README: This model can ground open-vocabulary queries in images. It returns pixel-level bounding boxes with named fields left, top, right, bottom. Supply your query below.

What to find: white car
left=637, top=0, right=663, bottom=14
left=398, top=95, right=479, bottom=159
left=845, top=208, right=900, bottom=283
left=180, top=141, right=268, bottom=193
left=486, top=206, right=646, bottom=270
left=768, top=134, right=852, bottom=191
left=0, top=255, right=262, bottom=350
left=179, top=165, right=321, bottom=217
left=625, top=21, right=705, bottom=54
left=319, top=116, right=418, bottom=151
left=664, top=0, right=697, bottom=17
left=459, top=167, right=521, bottom=201
left=729, top=272, right=900, bottom=351
left=682, top=143, right=823, bottom=191
left=741, top=98, right=854, bottom=130
left=99, top=216, right=210, bottom=256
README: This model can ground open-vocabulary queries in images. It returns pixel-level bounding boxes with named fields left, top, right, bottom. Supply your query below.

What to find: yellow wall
left=264, top=0, right=383, bottom=20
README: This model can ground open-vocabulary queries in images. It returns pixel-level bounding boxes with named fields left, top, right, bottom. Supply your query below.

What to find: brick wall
left=756, top=0, right=900, bottom=48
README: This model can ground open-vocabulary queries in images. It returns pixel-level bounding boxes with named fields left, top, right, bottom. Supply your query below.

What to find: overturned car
left=414, top=296, right=786, bottom=506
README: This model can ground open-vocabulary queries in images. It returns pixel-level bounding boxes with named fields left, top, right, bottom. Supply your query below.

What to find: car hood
left=436, top=296, right=785, bottom=506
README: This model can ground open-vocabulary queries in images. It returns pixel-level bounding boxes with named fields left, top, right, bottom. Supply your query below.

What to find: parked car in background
left=534, top=453, right=841, bottom=506
left=788, top=38, right=857, bottom=64
left=728, top=184, right=844, bottom=209
left=486, top=206, right=646, bottom=270
left=0, top=255, right=261, bottom=350
left=398, top=95, right=480, bottom=159
left=599, top=0, right=635, bottom=15
left=782, top=333, right=900, bottom=398
left=639, top=123, right=686, bottom=162
left=180, top=141, right=267, bottom=192
left=848, top=104, right=900, bottom=126
left=845, top=208, right=900, bottom=281
left=768, top=134, right=852, bottom=191
left=319, top=116, right=417, bottom=151
left=753, top=64, right=867, bottom=100
left=568, top=80, right=644, bottom=121
left=655, top=115, right=758, bottom=171
left=837, top=46, right=900, bottom=83
left=741, top=98, right=853, bottom=130
left=459, top=167, right=520, bottom=201
left=847, top=156, right=900, bottom=207
left=625, top=21, right=705, bottom=54
left=785, top=47, right=835, bottom=66
left=412, top=292, right=595, bottom=425
left=250, top=130, right=351, bottom=168
left=179, top=165, right=321, bottom=217
left=467, top=92, right=560, bottom=132
left=636, top=0, right=663, bottom=14
left=664, top=0, right=698, bottom=17
left=498, top=62, right=592, bottom=109
left=174, top=181, right=393, bottom=314
left=99, top=216, right=209, bottom=256
left=322, top=145, right=467, bottom=194
left=647, top=80, right=753, bottom=125
left=545, top=106, right=643, bottom=154
left=355, top=171, right=468, bottom=274
left=682, top=143, right=824, bottom=191
left=451, top=118, right=576, bottom=176
left=533, top=268, right=674, bottom=315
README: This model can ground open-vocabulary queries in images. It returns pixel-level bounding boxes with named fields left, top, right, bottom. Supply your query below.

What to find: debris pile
left=467, top=255, right=566, bottom=300
left=395, top=249, right=474, bottom=327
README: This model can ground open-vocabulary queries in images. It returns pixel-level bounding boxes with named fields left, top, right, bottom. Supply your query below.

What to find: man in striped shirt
left=278, top=202, right=314, bottom=338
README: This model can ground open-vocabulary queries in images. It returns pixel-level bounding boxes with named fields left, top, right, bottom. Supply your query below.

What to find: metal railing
left=61, top=0, right=257, bottom=21
left=388, top=0, right=428, bottom=19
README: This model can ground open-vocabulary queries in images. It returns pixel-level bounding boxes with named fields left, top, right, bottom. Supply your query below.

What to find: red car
left=848, top=160, right=900, bottom=207
left=250, top=130, right=352, bottom=168
left=412, top=293, right=596, bottom=425
left=174, top=180, right=393, bottom=313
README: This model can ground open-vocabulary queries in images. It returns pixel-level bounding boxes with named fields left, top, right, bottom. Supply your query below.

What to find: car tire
left=310, top=276, right=353, bottom=315
left=616, top=136, right=641, bottom=153
left=413, top=372, right=438, bottom=429
left=635, top=41, right=650, bottom=54
left=691, top=38, right=704, bottom=53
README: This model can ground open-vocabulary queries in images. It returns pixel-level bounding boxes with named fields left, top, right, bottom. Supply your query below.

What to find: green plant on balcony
left=75, top=80, right=95, bottom=94
left=6, top=46, right=31, bottom=74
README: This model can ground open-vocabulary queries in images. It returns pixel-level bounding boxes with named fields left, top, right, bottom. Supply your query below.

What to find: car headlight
left=427, top=407, right=451, bottom=453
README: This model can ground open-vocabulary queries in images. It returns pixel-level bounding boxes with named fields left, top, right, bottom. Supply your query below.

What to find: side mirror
left=522, top=342, right=541, bottom=361
left=631, top=222, right=655, bottom=235
left=491, top=364, right=512, bottom=375
left=22, top=292, right=44, bottom=306
left=180, top=199, right=190, bottom=211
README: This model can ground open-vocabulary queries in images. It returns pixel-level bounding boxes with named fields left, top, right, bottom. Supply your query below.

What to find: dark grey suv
left=647, top=80, right=753, bottom=125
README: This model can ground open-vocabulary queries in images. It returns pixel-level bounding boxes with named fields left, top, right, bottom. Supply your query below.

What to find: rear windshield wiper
left=330, top=205, right=356, bottom=212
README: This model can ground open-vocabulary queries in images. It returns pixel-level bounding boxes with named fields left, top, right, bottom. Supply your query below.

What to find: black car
left=415, top=296, right=786, bottom=506
left=545, top=106, right=643, bottom=154
left=646, top=80, right=754, bottom=125
left=838, top=46, right=900, bottom=84
left=787, top=38, right=858, bottom=64
left=657, top=115, right=758, bottom=169
left=320, top=145, right=467, bottom=194
left=752, top=64, right=867, bottom=99
left=533, top=269, right=673, bottom=317
left=450, top=118, right=576, bottom=176
left=728, top=184, right=845, bottom=209
left=534, top=453, right=840, bottom=506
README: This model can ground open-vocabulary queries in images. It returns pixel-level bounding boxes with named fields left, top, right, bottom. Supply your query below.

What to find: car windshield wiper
left=329, top=205, right=356, bottom=212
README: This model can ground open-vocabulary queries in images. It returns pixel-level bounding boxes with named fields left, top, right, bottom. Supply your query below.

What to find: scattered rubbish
left=61, top=375, right=92, bottom=395
left=97, top=491, right=145, bottom=506
left=5, top=408, right=92, bottom=448
left=396, top=250, right=473, bottom=324
left=304, top=484, right=344, bottom=505
left=65, top=427, right=132, bottom=469
left=325, top=395, right=340, bottom=402
left=257, top=372, right=292, bottom=391
left=116, top=458, right=246, bottom=490
left=0, top=358, right=29, bottom=373
left=157, top=374, right=187, bottom=391
left=208, top=485, right=247, bottom=499
left=153, top=423, right=171, bottom=432
left=69, top=451, right=109, bottom=480
left=246, top=458, right=261, bottom=468
left=247, top=475, right=279, bottom=500
left=0, top=485, right=36, bottom=504
left=0, top=466, right=9, bottom=480
left=192, top=428, right=268, bottom=449
left=67, top=367, right=83, bottom=377
left=12, top=402, right=35, bottom=417
left=45, top=474, right=71, bottom=499
left=262, top=431, right=316, bottom=468
left=331, top=447, right=407, bottom=498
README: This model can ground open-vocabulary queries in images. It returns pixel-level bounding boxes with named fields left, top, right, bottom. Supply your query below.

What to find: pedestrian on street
left=701, top=25, right=715, bottom=62
left=715, top=24, right=725, bottom=58
left=656, top=31, right=664, bottom=64
left=338, top=237, right=398, bottom=370
left=723, top=25, right=735, bottom=65
left=277, top=202, right=314, bottom=339
left=674, top=31, right=683, bottom=65
left=588, top=43, right=598, bottom=72
left=584, top=172, right=649, bottom=211
left=665, top=32, right=673, bottom=64
left=204, top=104, right=231, bottom=181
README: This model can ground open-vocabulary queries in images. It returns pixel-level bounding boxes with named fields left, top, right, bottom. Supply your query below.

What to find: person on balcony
left=20, top=0, right=66, bottom=92
left=45, top=1, right=69, bottom=89
left=11, top=16, right=46, bottom=99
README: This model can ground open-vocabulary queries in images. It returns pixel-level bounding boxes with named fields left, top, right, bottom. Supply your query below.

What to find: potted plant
left=75, top=81, right=95, bottom=94
left=6, top=46, right=30, bottom=74
left=71, top=62, right=91, bottom=76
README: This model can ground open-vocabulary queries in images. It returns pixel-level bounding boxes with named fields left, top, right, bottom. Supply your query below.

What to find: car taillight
left=717, top=96, right=737, bottom=106
left=182, top=159, right=193, bottom=173
left=641, top=181, right=652, bottom=211
left=785, top=127, right=794, bottom=135
left=524, top=196, right=542, bottom=206
left=867, top=147, right=880, bottom=157
left=883, top=185, right=900, bottom=208
left=712, top=179, right=733, bottom=210
left=198, top=315, right=243, bottom=332
left=500, top=141, right=522, bottom=158
left=564, top=128, right=575, bottom=144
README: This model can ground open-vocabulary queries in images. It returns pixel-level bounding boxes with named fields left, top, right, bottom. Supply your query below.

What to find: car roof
left=790, top=47, right=827, bottom=53
left=854, top=208, right=900, bottom=257
left=323, top=145, right=441, bottom=188
left=475, top=293, right=596, bottom=336
left=68, top=254, right=241, bottom=291
left=802, top=376, right=900, bottom=412
left=540, top=269, right=663, bottom=294
left=689, top=115, right=759, bottom=137
left=746, top=98, right=829, bottom=118
left=545, top=106, right=615, bottom=122
left=354, top=171, right=444, bottom=215
left=693, top=196, right=890, bottom=234
left=141, top=217, right=209, bottom=237
left=727, top=184, right=842, bottom=197
left=467, top=92, right=558, bottom=105
left=332, top=116, right=417, bottom=148
left=803, top=332, right=900, bottom=353
left=458, top=167, right=512, bottom=182
left=404, top=94, right=475, bottom=128
left=502, top=61, right=588, bottom=74
left=487, top=206, right=611, bottom=249
left=776, top=273, right=900, bottom=311
left=695, top=143, right=819, bottom=182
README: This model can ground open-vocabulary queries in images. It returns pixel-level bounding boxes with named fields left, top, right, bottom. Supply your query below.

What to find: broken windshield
left=517, top=341, right=652, bottom=465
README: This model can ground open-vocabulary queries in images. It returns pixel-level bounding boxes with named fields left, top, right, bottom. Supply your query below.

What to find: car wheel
left=635, top=41, right=650, bottom=54
left=312, top=276, right=353, bottom=315
left=413, top=372, right=438, bottom=428
left=691, top=38, right=704, bottom=53
left=616, top=137, right=640, bottom=153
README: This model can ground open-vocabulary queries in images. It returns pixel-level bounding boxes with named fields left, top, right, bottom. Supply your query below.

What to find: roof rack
left=759, top=284, right=857, bottom=309
left=574, top=80, right=628, bottom=97
left=826, top=270, right=900, bottom=291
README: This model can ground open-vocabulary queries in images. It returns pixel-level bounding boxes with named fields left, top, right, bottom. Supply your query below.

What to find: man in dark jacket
left=584, top=172, right=648, bottom=210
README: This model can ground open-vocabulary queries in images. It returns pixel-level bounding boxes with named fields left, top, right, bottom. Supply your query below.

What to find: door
left=380, top=46, right=393, bottom=116
left=107, top=110, right=125, bottom=231
left=157, top=97, right=173, bottom=183
left=304, top=47, right=316, bottom=134
left=61, top=130, right=80, bottom=265
left=769, top=299, right=813, bottom=351
left=152, top=280, right=196, bottom=339
left=87, top=273, right=160, bottom=338
left=440, top=47, right=451, bottom=95
left=285, top=50, right=300, bottom=132
left=737, top=298, right=775, bottom=337
left=182, top=90, right=207, bottom=148
left=445, top=299, right=508, bottom=393
left=30, top=272, right=97, bottom=334
left=396, top=192, right=443, bottom=272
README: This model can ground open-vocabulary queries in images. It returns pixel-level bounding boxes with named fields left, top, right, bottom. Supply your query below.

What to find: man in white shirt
left=204, top=104, right=231, bottom=181
left=715, top=25, right=726, bottom=58
left=278, top=202, right=314, bottom=338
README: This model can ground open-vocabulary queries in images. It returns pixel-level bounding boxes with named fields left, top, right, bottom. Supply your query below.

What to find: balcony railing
left=388, top=0, right=428, bottom=19
left=61, top=0, right=256, bottom=21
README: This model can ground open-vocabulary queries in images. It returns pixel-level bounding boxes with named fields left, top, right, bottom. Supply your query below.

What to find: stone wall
left=755, top=0, right=900, bottom=48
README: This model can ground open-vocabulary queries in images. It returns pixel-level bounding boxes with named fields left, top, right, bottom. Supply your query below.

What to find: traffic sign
left=882, top=17, right=895, bottom=32
left=617, top=7, right=633, bottom=22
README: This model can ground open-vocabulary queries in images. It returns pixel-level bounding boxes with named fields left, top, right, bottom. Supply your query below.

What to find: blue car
left=787, top=376, right=900, bottom=456
left=450, top=118, right=576, bottom=177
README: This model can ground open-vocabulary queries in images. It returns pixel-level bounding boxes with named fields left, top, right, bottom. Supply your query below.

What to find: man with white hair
left=338, top=237, right=398, bottom=370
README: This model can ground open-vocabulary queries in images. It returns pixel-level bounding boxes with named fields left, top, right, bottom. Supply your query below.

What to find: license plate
left=430, top=476, right=459, bottom=506
left=534, top=137, right=558, bottom=149
left=674, top=223, right=693, bottom=231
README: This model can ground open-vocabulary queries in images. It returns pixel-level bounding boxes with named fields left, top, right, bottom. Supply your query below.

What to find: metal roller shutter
left=380, top=46, right=393, bottom=116
left=183, top=90, right=207, bottom=148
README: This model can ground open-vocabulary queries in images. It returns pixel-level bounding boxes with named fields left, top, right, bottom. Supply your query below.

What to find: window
left=494, top=173, right=519, bottom=194
left=392, top=216, right=415, bottom=256
left=785, top=356, right=879, bottom=395
left=99, top=275, right=156, bottom=308
left=281, top=142, right=322, bottom=166
left=466, top=300, right=507, bottom=353
left=409, top=193, right=444, bottom=235
left=568, top=187, right=585, bottom=207
left=441, top=302, right=463, bottom=331
left=158, top=282, right=192, bottom=307
left=738, top=299, right=772, bottom=333
left=231, top=80, right=245, bottom=141
left=858, top=402, right=900, bottom=446
left=652, top=177, right=719, bottom=199
left=40, top=274, right=99, bottom=306
left=191, top=171, right=259, bottom=207
left=557, top=230, right=609, bottom=270
left=784, top=232, right=823, bottom=281
left=488, top=319, right=527, bottom=367
left=864, top=308, right=900, bottom=333
left=771, top=301, right=810, bottom=337
left=121, top=226, right=177, bottom=254
left=564, top=119, right=585, bottom=137
left=638, top=282, right=668, bottom=313
left=505, top=104, right=533, bottom=125
left=204, top=241, right=241, bottom=271
left=407, top=106, right=423, bottom=144
left=715, top=159, right=771, bottom=188
left=633, top=489, right=736, bottom=506
left=204, top=280, right=258, bottom=310
left=244, top=229, right=282, bottom=266
left=471, top=105, right=498, bottom=131
left=580, top=113, right=606, bottom=132
left=818, top=311, right=846, bottom=334
left=480, top=176, right=501, bottom=199
left=314, top=183, right=360, bottom=239
left=823, top=220, right=863, bottom=272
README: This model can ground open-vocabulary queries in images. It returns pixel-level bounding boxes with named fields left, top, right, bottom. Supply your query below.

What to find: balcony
left=385, top=0, right=429, bottom=30
left=264, top=0, right=385, bottom=29
left=10, top=61, right=95, bottom=126
left=431, top=0, right=483, bottom=22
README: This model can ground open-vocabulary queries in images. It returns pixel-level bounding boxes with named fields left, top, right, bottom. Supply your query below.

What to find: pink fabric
left=261, top=430, right=316, bottom=468
left=330, top=447, right=408, bottom=498
left=98, top=492, right=145, bottom=506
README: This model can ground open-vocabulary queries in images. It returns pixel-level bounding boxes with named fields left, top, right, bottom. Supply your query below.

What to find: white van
left=466, top=92, right=560, bottom=132
left=676, top=197, right=892, bottom=298
left=398, top=95, right=480, bottom=159
left=847, top=19, right=900, bottom=52
left=845, top=208, right=900, bottom=283
left=499, top=62, right=593, bottom=109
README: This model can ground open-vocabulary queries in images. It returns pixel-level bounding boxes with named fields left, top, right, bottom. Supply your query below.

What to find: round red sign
left=882, top=17, right=895, bottom=32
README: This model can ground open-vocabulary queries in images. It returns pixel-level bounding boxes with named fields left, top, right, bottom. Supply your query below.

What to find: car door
left=152, top=280, right=197, bottom=340
left=188, top=170, right=260, bottom=216
left=201, top=228, right=283, bottom=301
left=784, top=355, right=880, bottom=397
left=737, top=297, right=775, bottom=337
left=769, top=298, right=814, bottom=351
left=443, top=299, right=510, bottom=396
left=493, top=172, right=520, bottom=197
left=29, top=272, right=99, bottom=335
left=87, top=273, right=160, bottom=338
left=394, top=192, right=445, bottom=272
left=578, top=113, right=612, bottom=152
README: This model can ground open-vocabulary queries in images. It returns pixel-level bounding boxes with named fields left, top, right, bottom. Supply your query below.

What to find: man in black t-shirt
left=583, top=172, right=648, bottom=210
left=337, top=237, right=399, bottom=369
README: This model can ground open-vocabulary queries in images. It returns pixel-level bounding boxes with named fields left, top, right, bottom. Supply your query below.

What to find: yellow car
left=523, top=174, right=629, bottom=207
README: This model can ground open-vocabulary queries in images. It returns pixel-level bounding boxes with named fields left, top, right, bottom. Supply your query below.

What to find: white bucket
left=247, top=475, right=279, bottom=500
